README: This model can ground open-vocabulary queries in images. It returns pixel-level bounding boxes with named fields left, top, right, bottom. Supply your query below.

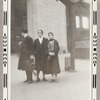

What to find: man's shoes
left=37, top=78, right=40, bottom=82
left=24, top=80, right=29, bottom=83
left=28, top=80, right=33, bottom=84
left=43, top=78, right=47, bottom=81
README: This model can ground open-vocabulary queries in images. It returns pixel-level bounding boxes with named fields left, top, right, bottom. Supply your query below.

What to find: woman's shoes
left=54, top=79, right=58, bottom=83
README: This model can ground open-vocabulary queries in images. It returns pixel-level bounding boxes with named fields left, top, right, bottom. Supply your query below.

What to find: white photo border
left=2, top=0, right=97, bottom=100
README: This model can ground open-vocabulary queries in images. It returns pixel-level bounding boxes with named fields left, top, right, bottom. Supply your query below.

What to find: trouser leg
left=55, top=74, right=57, bottom=79
left=42, top=71, right=47, bottom=81
left=37, top=71, right=40, bottom=82
left=54, top=74, right=58, bottom=83
left=43, top=71, right=45, bottom=79
left=25, top=71, right=29, bottom=82
left=27, top=71, right=29, bottom=81
left=52, top=74, right=54, bottom=80
left=37, top=71, right=40, bottom=79
left=29, top=71, right=32, bottom=81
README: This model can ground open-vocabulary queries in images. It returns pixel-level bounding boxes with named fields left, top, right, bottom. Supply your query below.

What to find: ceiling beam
left=59, top=0, right=72, bottom=5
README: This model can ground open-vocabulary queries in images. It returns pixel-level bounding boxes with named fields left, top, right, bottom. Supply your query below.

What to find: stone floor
left=11, top=54, right=91, bottom=100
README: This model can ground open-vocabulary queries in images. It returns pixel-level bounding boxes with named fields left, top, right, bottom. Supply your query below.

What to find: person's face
left=48, top=34, right=54, bottom=40
left=38, top=31, right=43, bottom=38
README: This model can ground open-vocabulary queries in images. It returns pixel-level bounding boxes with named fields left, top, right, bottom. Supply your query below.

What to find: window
left=82, top=0, right=90, bottom=3
left=75, top=16, right=80, bottom=28
left=82, top=17, right=89, bottom=29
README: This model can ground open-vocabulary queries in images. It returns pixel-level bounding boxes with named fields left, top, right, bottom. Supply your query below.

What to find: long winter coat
left=18, top=35, right=34, bottom=71
left=33, top=37, right=48, bottom=72
left=45, top=39, right=60, bottom=74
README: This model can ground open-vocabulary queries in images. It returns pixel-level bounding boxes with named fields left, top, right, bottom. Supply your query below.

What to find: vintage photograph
left=11, top=0, right=91, bottom=100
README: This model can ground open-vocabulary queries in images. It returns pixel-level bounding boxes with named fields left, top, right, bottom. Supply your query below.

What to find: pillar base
left=65, top=66, right=71, bottom=71
left=69, top=67, right=76, bottom=72
left=69, top=70, right=77, bottom=72
left=65, top=66, right=76, bottom=72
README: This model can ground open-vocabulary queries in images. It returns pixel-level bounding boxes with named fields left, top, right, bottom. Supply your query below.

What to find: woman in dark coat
left=45, top=32, right=60, bottom=83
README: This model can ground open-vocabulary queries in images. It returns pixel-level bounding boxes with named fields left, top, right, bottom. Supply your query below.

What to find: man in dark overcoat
left=33, top=30, right=48, bottom=82
left=18, top=30, right=34, bottom=84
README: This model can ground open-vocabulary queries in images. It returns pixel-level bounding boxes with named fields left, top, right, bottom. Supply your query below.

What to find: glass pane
left=75, top=16, right=80, bottom=28
left=82, top=0, right=90, bottom=3
left=82, top=17, right=89, bottom=29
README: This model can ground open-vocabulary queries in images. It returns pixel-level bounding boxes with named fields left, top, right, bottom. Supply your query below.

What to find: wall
left=71, top=2, right=90, bottom=59
left=11, top=0, right=27, bottom=52
left=27, top=0, right=68, bottom=52
left=11, top=0, right=90, bottom=59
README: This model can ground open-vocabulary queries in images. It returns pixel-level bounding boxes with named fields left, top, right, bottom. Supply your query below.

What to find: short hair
left=48, top=32, right=54, bottom=36
left=38, top=29, right=43, bottom=34
left=21, top=29, right=28, bottom=33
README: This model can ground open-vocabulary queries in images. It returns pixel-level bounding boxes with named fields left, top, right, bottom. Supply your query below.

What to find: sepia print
left=10, top=0, right=91, bottom=100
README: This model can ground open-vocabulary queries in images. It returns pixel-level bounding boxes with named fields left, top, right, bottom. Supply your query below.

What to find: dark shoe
left=43, top=78, right=47, bottom=81
left=49, top=79, right=54, bottom=83
left=24, top=80, right=29, bottom=83
left=37, top=78, right=40, bottom=82
left=28, top=80, right=33, bottom=84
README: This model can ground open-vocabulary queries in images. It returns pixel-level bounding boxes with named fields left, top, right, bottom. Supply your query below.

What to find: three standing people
left=18, top=29, right=60, bottom=83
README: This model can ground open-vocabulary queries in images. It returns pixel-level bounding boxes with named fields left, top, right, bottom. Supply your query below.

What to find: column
left=27, top=0, right=37, bottom=39
left=66, top=5, right=75, bottom=71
